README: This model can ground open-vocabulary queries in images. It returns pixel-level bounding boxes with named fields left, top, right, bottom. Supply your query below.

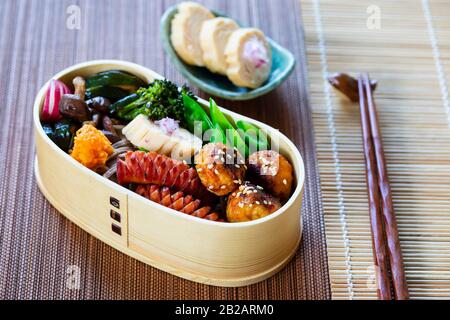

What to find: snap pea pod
left=236, top=120, right=270, bottom=152
left=182, top=94, right=213, bottom=134
left=237, top=127, right=258, bottom=154
left=209, top=98, right=248, bottom=157
left=209, top=122, right=227, bottom=144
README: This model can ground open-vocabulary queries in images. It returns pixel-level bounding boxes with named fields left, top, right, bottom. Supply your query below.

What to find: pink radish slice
left=41, top=79, right=72, bottom=122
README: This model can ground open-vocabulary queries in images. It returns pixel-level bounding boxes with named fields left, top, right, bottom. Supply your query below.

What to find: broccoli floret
left=116, top=79, right=196, bottom=125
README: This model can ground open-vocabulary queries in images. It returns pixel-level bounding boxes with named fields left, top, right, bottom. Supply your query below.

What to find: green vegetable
left=109, top=93, right=139, bottom=115
left=85, top=86, right=129, bottom=102
left=236, top=120, right=270, bottom=152
left=238, top=127, right=258, bottom=154
left=43, top=120, right=78, bottom=152
left=116, top=79, right=193, bottom=124
left=209, top=98, right=248, bottom=157
left=86, top=70, right=146, bottom=92
left=182, top=93, right=213, bottom=134
left=138, top=147, right=150, bottom=152
left=210, top=122, right=227, bottom=144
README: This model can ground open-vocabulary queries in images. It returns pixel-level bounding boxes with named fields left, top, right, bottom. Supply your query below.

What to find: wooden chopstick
left=361, top=73, right=409, bottom=300
left=357, top=75, right=392, bottom=300
left=328, top=72, right=409, bottom=299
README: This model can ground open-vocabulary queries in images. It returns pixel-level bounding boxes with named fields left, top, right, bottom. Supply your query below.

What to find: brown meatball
left=195, top=142, right=246, bottom=196
left=247, top=150, right=294, bottom=200
left=226, top=183, right=281, bottom=222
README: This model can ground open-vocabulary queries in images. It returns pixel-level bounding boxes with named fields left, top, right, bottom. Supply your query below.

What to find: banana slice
left=170, top=2, right=214, bottom=66
left=122, top=114, right=202, bottom=160
left=200, top=17, right=239, bottom=75
left=225, top=28, right=272, bottom=89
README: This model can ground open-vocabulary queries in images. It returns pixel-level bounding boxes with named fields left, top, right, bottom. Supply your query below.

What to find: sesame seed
left=235, top=164, right=240, bottom=169
left=232, top=193, right=236, bottom=197
left=249, top=204, right=253, bottom=208
left=283, top=179, right=287, bottom=185
left=253, top=190, right=258, bottom=193
left=220, top=185, right=226, bottom=189
left=263, top=200, right=268, bottom=205
left=208, top=185, right=214, bottom=190
left=197, top=168, right=203, bottom=172
left=257, top=185, right=263, bottom=190
left=207, top=164, right=213, bottom=169
left=214, top=169, right=219, bottom=175
left=182, top=160, right=187, bottom=165
left=233, top=180, right=239, bottom=184
left=255, top=201, right=260, bottom=205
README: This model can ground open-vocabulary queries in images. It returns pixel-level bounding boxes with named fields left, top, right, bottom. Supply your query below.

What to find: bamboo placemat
left=302, top=0, right=450, bottom=299
left=0, top=0, right=331, bottom=299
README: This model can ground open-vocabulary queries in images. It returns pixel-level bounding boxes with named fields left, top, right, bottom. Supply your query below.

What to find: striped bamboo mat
left=302, top=0, right=450, bottom=299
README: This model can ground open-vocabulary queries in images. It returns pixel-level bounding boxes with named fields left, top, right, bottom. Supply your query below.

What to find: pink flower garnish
left=155, top=117, right=179, bottom=136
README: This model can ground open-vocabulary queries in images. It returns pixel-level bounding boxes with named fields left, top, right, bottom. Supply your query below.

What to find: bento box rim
left=33, top=59, right=305, bottom=228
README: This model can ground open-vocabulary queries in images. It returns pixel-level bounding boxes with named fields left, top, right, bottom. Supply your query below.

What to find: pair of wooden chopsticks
left=328, top=73, right=409, bottom=299
left=357, top=73, right=409, bottom=300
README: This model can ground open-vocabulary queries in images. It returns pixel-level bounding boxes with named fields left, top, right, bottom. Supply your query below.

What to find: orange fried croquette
left=226, top=182, right=281, bottom=222
left=70, top=124, right=113, bottom=170
left=247, top=150, right=293, bottom=200
left=195, top=142, right=246, bottom=196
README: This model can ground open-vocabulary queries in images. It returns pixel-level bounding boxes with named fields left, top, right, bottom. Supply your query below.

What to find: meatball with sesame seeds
left=247, top=150, right=294, bottom=201
left=226, top=182, right=281, bottom=222
left=195, top=142, right=246, bottom=196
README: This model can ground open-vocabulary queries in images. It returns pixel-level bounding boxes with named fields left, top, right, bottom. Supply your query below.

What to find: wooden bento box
left=33, top=60, right=305, bottom=287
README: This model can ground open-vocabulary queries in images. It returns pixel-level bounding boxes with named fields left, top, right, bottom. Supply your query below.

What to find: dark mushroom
left=102, top=115, right=117, bottom=136
left=101, top=130, right=122, bottom=144
left=58, top=76, right=90, bottom=122
left=110, top=118, right=124, bottom=125
left=83, top=113, right=102, bottom=128
left=92, top=113, right=102, bottom=127
left=73, top=76, right=86, bottom=99
left=86, top=96, right=111, bottom=114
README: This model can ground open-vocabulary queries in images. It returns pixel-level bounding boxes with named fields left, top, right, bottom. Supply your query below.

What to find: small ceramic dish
left=160, top=5, right=296, bottom=101
left=34, top=60, right=304, bottom=287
